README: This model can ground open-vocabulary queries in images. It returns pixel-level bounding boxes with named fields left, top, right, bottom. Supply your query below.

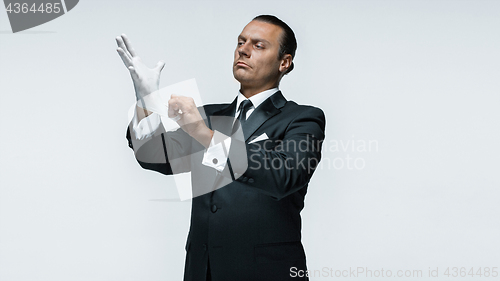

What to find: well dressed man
left=117, top=15, right=325, bottom=281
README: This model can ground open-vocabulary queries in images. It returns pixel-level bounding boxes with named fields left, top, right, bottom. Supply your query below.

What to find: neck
left=240, top=82, right=279, bottom=99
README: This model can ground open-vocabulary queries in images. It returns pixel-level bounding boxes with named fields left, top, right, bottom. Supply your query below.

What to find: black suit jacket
left=126, top=91, right=325, bottom=281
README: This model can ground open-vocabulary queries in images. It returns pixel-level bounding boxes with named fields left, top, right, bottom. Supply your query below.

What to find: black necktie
left=226, top=99, right=253, bottom=181
left=232, top=99, right=253, bottom=137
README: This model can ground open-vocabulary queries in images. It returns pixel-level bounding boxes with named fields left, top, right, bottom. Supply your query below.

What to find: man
left=117, top=15, right=325, bottom=281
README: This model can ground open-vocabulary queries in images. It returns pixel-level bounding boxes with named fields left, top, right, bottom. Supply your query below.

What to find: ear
left=279, top=54, right=292, bottom=73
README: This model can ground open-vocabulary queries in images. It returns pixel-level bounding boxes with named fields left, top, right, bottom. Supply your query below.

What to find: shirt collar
left=235, top=87, right=279, bottom=113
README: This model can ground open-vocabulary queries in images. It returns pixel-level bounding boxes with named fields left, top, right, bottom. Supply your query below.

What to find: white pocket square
left=249, top=133, right=269, bottom=144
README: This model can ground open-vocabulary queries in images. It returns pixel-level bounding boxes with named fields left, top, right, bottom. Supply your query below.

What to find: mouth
left=235, top=61, right=250, bottom=68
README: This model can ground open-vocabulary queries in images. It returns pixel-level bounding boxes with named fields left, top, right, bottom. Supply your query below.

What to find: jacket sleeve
left=126, top=120, right=194, bottom=175
left=228, top=106, right=326, bottom=200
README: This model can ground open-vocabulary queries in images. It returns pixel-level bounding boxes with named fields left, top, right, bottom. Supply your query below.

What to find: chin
left=233, top=69, right=250, bottom=83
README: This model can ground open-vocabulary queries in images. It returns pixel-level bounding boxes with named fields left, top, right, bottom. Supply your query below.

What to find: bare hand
left=115, top=34, right=165, bottom=100
left=168, top=94, right=213, bottom=147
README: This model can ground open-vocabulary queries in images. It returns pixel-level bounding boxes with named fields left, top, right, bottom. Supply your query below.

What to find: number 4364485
left=444, top=267, right=498, bottom=278
left=6, top=3, right=62, bottom=14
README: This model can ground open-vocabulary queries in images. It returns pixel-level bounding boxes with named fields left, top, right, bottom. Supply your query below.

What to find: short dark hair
left=253, top=15, right=297, bottom=75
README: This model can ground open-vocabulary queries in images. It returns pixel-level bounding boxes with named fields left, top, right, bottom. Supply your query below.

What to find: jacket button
left=211, top=204, right=217, bottom=213
left=242, top=177, right=248, bottom=182
left=248, top=178, right=254, bottom=183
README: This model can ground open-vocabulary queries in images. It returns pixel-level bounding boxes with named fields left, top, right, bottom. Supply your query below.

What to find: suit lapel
left=243, top=91, right=287, bottom=141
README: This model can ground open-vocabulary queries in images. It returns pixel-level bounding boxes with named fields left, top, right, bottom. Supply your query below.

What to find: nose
left=237, top=42, right=250, bottom=57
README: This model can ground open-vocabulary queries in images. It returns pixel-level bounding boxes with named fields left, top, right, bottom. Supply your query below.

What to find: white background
left=1, top=0, right=499, bottom=280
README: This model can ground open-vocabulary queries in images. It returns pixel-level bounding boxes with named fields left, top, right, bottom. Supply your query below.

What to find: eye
left=255, top=44, right=264, bottom=49
left=237, top=41, right=244, bottom=46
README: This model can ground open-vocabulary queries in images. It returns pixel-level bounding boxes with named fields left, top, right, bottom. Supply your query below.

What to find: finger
left=175, top=98, right=194, bottom=116
left=168, top=95, right=179, bottom=108
left=168, top=96, right=185, bottom=115
left=170, top=95, right=188, bottom=110
left=115, top=36, right=133, bottom=61
left=168, top=108, right=178, bottom=118
left=121, top=34, right=138, bottom=57
left=116, top=48, right=132, bottom=66
left=155, top=60, right=166, bottom=72
left=177, top=96, right=192, bottom=108
left=168, top=98, right=179, bottom=118
left=128, top=66, right=138, bottom=79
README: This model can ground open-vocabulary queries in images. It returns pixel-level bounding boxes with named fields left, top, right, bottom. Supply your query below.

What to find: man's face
left=233, top=20, right=284, bottom=89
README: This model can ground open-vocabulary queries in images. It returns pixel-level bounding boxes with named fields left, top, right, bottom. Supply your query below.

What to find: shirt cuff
left=131, top=89, right=180, bottom=139
left=132, top=106, right=161, bottom=140
left=202, top=130, right=232, bottom=171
